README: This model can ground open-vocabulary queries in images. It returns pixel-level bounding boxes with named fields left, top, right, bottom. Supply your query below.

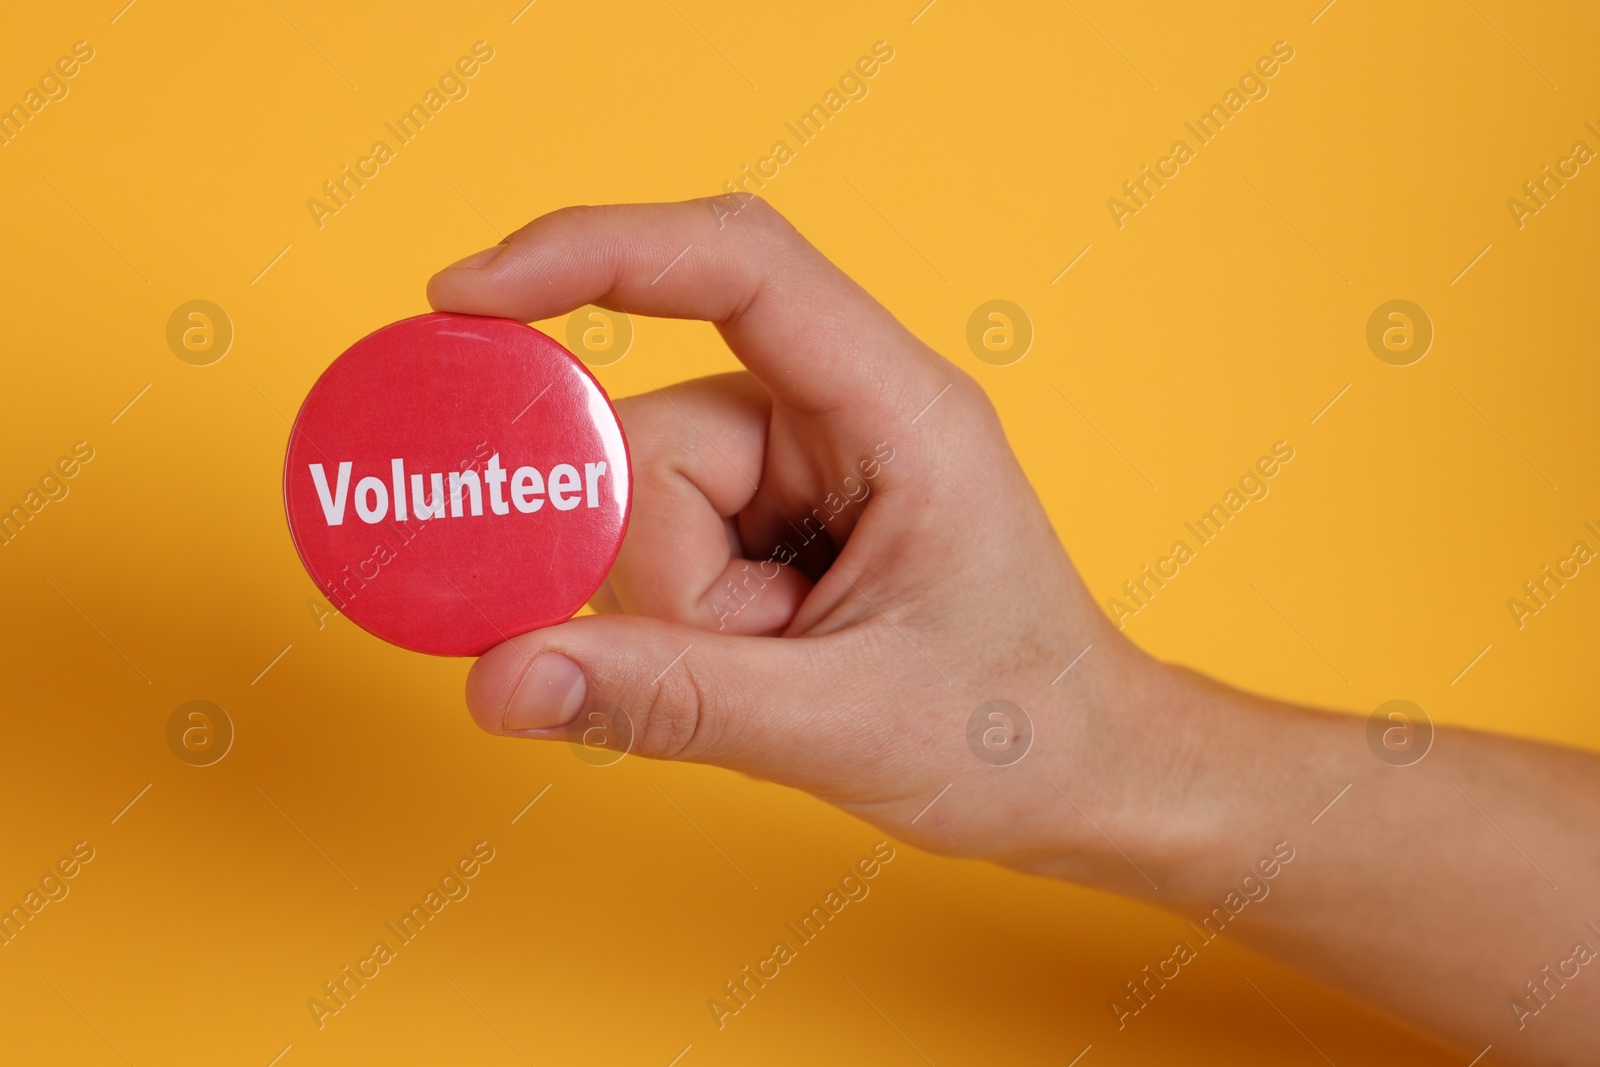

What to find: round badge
left=283, top=313, right=631, bottom=657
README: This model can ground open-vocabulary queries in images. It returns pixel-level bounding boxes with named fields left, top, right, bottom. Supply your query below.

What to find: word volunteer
left=307, top=455, right=610, bottom=525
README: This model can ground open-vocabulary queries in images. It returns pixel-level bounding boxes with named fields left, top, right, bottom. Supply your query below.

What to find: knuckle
left=623, top=409, right=697, bottom=498
left=954, top=366, right=998, bottom=415
left=712, top=193, right=797, bottom=248
left=546, top=202, right=608, bottom=227
left=634, top=653, right=715, bottom=760
left=942, top=363, right=1002, bottom=428
left=515, top=203, right=609, bottom=246
left=613, top=393, right=680, bottom=452
left=894, top=355, right=997, bottom=433
left=737, top=194, right=780, bottom=224
left=661, top=595, right=720, bottom=630
left=744, top=197, right=800, bottom=246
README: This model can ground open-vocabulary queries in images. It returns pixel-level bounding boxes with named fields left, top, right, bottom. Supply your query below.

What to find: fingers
left=427, top=197, right=945, bottom=416
left=463, top=613, right=843, bottom=783
left=608, top=374, right=810, bottom=635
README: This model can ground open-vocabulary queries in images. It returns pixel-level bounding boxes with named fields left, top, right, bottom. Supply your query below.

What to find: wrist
left=1004, top=643, right=1349, bottom=913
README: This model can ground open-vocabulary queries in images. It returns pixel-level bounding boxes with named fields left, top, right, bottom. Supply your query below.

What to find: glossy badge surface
left=283, top=313, right=631, bottom=656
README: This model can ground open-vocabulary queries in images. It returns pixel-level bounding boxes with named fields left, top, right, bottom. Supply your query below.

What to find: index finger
left=425, top=196, right=943, bottom=414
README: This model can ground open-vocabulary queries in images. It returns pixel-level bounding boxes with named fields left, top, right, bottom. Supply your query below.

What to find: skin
left=427, top=196, right=1600, bottom=1065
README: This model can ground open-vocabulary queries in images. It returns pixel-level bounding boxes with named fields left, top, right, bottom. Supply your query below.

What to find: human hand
left=427, top=199, right=1600, bottom=1064
left=425, top=197, right=1176, bottom=885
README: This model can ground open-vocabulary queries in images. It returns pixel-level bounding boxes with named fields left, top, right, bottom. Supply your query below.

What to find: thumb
left=464, top=614, right=835, bottom=778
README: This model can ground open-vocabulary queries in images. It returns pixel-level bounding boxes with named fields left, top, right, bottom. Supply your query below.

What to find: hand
left=428, top=198, right=1600, bottom=1063
left=426, top=197, right=1162, bottom=879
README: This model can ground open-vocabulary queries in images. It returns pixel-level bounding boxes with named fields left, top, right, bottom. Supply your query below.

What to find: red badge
left=283, top=313, right=631, bottom=656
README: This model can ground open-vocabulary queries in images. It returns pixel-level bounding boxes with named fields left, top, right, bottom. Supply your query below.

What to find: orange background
left=1, top=1, right=1596, bottom=1063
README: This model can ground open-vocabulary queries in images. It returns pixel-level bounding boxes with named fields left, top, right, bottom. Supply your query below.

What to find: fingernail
left=446, top=245, right=504, bottom=270
left=503, top=652, right=587, bottom=731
